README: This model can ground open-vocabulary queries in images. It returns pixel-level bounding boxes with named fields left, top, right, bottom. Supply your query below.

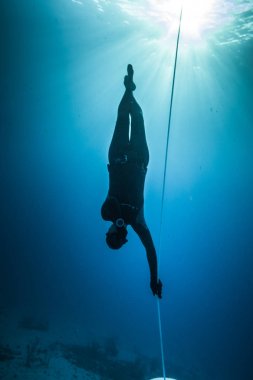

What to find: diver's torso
left=108, top=162, right=147, bottom=212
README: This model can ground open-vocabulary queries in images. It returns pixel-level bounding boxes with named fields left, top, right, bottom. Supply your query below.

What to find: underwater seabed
left=1, top=312, right=181, bottom=380
left=0, top=307, right=204, bottom=379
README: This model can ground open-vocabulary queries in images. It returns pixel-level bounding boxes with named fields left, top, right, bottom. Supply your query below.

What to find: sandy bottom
left=0, top=311, right=160, bottom=380
left=0, top=310, right=205, bottom=379
left=0, top=314, right=99, bottom=380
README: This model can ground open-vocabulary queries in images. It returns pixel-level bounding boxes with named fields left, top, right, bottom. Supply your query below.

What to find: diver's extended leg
left=108, top=65, right=136, bottom=164
left=129, top=76, right=149, bottom=167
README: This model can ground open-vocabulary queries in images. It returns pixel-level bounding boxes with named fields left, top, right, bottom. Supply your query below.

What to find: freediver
left=101, top=64, right=162, bottom=298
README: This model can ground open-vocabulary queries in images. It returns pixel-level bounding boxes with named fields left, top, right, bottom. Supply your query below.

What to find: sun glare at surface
left=145, top=0, right=217, bottom=39
left=89, top=0, right=253, bottom=45
left=181, top=0, right=216, bottom=37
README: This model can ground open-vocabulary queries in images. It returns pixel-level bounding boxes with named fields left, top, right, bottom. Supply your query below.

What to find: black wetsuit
left=101, top=90, right=158, bottom=280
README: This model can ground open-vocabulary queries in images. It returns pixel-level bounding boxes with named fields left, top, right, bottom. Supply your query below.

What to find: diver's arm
left=132, top=222, right=158, bottom=280
left=133, top=222, right=162, bottom=298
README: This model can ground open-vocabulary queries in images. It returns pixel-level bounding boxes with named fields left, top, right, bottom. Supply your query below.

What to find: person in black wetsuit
left=101, top=64, right=162, bottom=298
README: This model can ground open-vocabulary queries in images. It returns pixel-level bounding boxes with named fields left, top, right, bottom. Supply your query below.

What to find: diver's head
left=106, top=222, right=128, bottom=250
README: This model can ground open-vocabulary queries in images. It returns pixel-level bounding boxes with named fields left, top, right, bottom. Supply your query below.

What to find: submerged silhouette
left=101, top=65, right=162, bottom=298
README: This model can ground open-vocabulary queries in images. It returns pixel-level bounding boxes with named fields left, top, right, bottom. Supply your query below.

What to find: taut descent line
left=155, top=6, right=183, bottom=380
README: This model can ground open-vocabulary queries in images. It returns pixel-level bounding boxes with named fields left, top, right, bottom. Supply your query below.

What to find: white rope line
left=156, top=7, right=183, bottom=380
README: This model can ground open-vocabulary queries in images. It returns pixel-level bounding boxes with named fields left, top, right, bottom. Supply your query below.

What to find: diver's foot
left=127, top=64, right=134, bottom=81
left=124, top=64, right=136, bottom=91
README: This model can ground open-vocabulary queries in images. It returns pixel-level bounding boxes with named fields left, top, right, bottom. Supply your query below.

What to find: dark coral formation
left=0, top=345, right=20, bottom=362
left=18, top=316, right=49, bottom=332
left=25, top=337, right=51, bottom=368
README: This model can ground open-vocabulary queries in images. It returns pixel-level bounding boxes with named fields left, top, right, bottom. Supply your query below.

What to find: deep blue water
left=1, top=1, right=253, bottom=379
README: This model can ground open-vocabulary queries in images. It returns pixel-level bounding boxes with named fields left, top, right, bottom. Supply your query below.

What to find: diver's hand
left=150, top=278, right=163, bottom=299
